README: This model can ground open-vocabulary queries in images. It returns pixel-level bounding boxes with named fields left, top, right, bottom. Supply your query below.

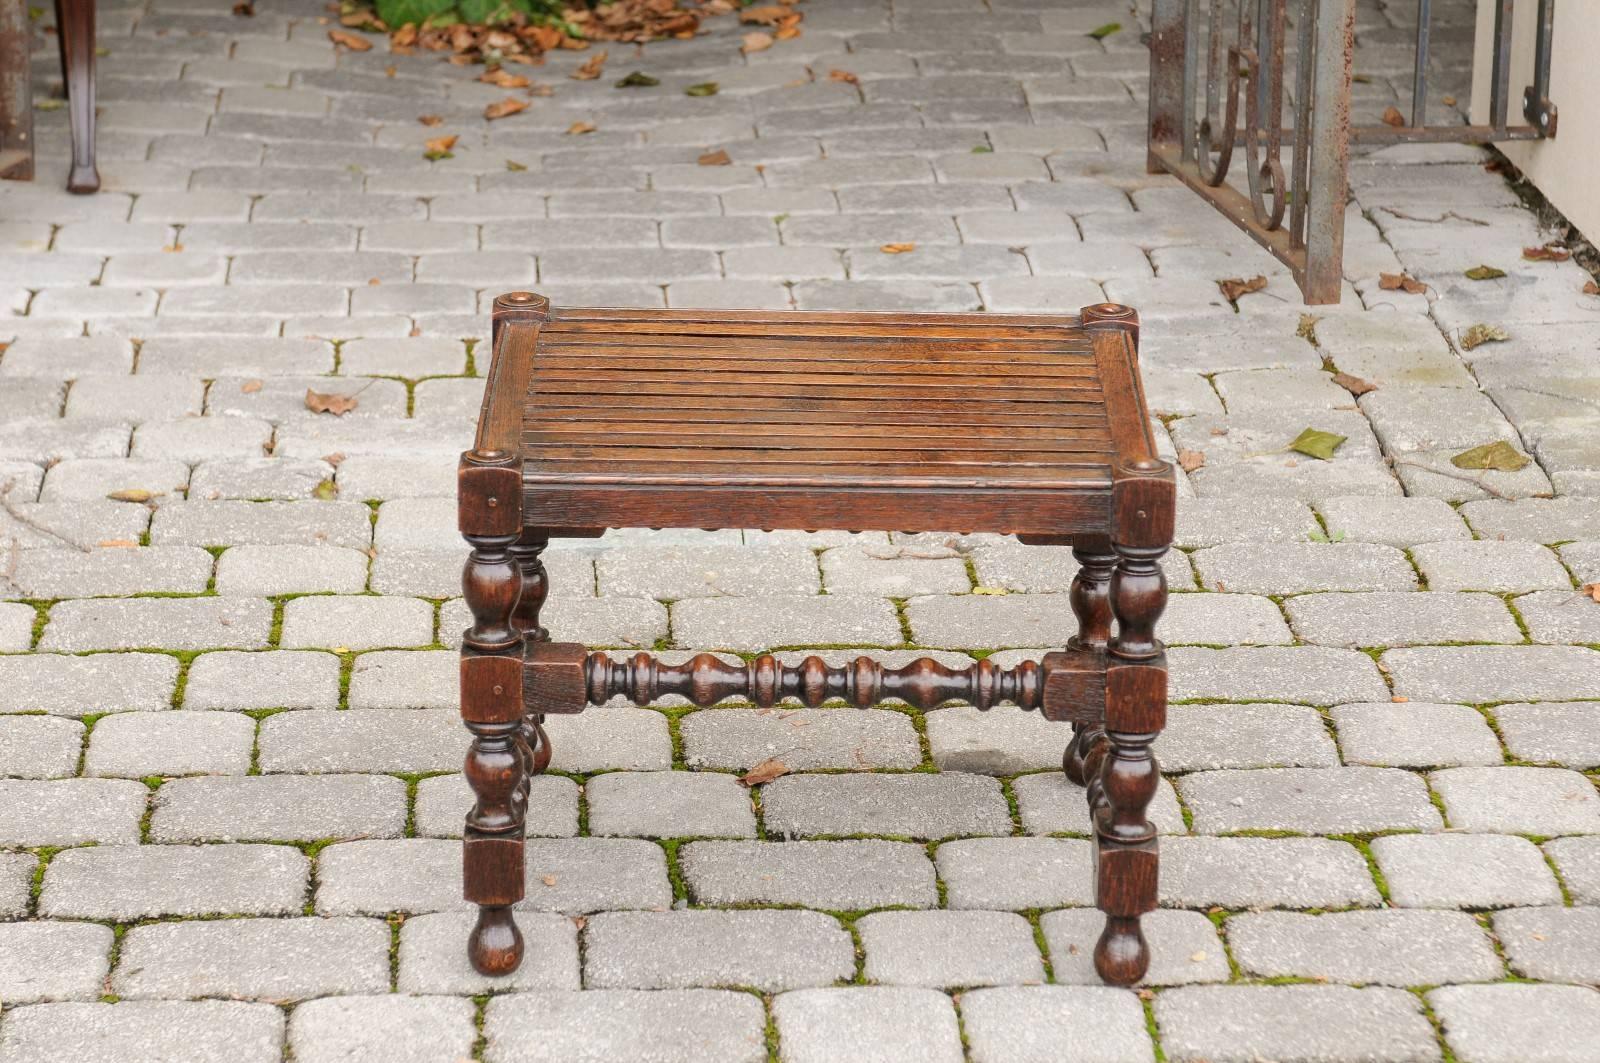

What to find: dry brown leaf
left=741, top=30, right=773, bottom=53
left=107, top=489, right=157, bottom=503
left=1331, top=371, right=1376, bottom=397
left=880, top=242, right=916, bottom=254
left=775, top=23, right=802, bottom=40
left=418, top=114, right=444, bottom=127
left=1177, top=449, right=1205, bottom=473
left=162, top=243, right=184, bottom=253
left=1581, top=583, right=1600, bottom=604
left=1392, top=695, right=1409, bottom=703
left=1522, top=242, right=1571, bottom=262
left=566, top=120, right=597, bottom=135
left=1381, top=105, right=1405, bottom=127
left=240, top=379, right=263, bottom=394
left=828, top=69, right=860, bottom=85
left=740, top=4, right=789, bottom=25
left=541, top=874, right=557, bottom=886
left=485, top=97, right=530, bottom=120
left=97, top=539, right=139, bottom=548
left=481, top=68, right=531, bottom=89
left=1218, top=275, right=1267, bottom=301
left=328, top=29, right=373, bottom=51
left=1378, top=271, right=1426, bottom=294
left=1585, top=281, right=1600, bottom=296
left=697, top=149, right=732, bottom=166
left=738, top=757, right=790, bottom=787
left=305, top=389, right=359, bottom=416
left=571, top=51, right=608, bottom=80
left=1442, top=94, right=1457, bottom=106
left=424, top=134, right=458, bottom=154
left=232, top=1, right=254, bottom=16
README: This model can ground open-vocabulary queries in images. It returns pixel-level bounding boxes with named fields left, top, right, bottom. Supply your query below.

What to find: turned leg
left=1093, top=539, right=1168, bottom=986
left=460, top=453, right=530, bottom=976
left=52, top=0, right=96, bottom=193
left=1064, top=535, right=1116, bottom=787
left=509, top=531, right=552, bottom=779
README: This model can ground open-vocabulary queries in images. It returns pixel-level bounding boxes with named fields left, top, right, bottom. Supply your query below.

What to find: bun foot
left=468, top=906, right=524, bottom=976
left=66, top=163, right=99, bottom=195
left=1093, top=916, right=1149, bottom=986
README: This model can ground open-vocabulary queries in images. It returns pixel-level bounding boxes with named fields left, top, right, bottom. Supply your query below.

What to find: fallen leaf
left=1331, top=371, right=1376, bottom=397
left=686, top=82, right=720, bottom=97
left=418, top=114, right=443, bottom=127
left=775, top=23, right=802, bottom=40
left=572, top=915, right=587, bottom=931
left=1087, top=21, right=1121, bottom=39
left=1392, top=695, right=1409, bottom=703
left=1585, top=281, right=1600, bottom=296
left=827, top=69, right=859, bottom=85
left=107, top=489, right=156, bottom=503
left=1177, top=449, right=1205, bottom=473
left=1288, top=427, right=1346, bottom=461
left=1218, top=275, right=1267, bottom=301
left=1522, top=243, right=1571, bottom=262
left=1442, top=94, right=1457, bottom=106
left=741, top=31, right=773, bottom=53
left=97, top=539, right=139, bottom=548
left=1378, top=271, right=1426, bottom=294
left=423, top=134, right=458, bottom=161
left=615, top=70, right=660, bottom=88
left=322, top=452, right=346, bottom=467
left=480, top=68, right=530, bottom=89
left=311, top=478, right=339, bottom=501
left=571, top=51, right=607, bottom=80
left=972, top=586, right=1011, bottom=596
left=328, top=29, right=372, bottom=51
left=698, top=149, right=732, bottom=166
left=1450, top=440, right=1529, bottom=472
left=162, top=243, right=184, bottom=253
left=541, top=874, right=557, bottom=886
left=1381, top=105, right=1405, bottom=127
left=232, top=0, right=254, bottom=16
left=739, top=757, right=790, bottom=787
left=505, top=159, right=528, bottom=172
left=1580, top=583, right=1600, bottom=604
left=1189, top=951, right=1207, bottom=963
left=566, top=120, right=597, bottom=135
left=740, top=4, right=788, bottom=25
left=1459, top=323, right=1509, bottom=350
left=880, top=242, right=916, bottom=254
left=485, top=97, right=530, bottom=120
left=306, top=389, right=359, bottom=416
left=1464, top=264, right=1507, bottom=281
left=240, top=379, right=263, bottom=393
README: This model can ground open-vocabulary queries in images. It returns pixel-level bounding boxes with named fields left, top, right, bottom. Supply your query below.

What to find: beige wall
left=1471, top=0, right=1599, bottom=240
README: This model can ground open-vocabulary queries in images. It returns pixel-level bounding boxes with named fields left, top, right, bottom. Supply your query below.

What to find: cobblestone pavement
left=3, top=0, right=1600, bottom=1059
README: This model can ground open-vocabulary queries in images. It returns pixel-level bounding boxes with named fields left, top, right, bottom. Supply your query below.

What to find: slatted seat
left=458, top=292, right=1176, bottom=990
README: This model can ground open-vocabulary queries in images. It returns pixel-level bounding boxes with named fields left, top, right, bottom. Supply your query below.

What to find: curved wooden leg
left=1064, top=536, right=1115, bottom=786
left=52, top=0, right=96, bottom=193
left=509, top=532, right=552, bottom=809
left=1093, top=539, right=1167, bottom=987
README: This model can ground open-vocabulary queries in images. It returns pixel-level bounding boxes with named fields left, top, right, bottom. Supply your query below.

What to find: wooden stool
left=0, top=0, right=99, bottom=193
left=459, top=292, right=1175, bottom=986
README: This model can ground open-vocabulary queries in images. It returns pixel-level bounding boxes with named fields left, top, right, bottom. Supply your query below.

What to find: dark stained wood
left=0, top=0, right=32, bottom=182
left=463, top=292, right=1174, bottom=988
left=53, top=0, right=95, bottom=193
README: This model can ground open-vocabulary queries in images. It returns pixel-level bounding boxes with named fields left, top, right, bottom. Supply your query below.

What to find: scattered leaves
left=698, top=149, right=732, bottom=166
left=1378, top=271, right=1426, bottom=294
left=880, top=242, right=916, bottom=254
left=1586, top=281, right=1600, bottom=296
left=423, top=133, right=458, bottom=160
left=1522, top=242, right=1571, bottom=262
left=328, top=29, right=373, bottom=51
left=1331, top=371, right=1376, bottom=397
left=686, top=81, right=720, bottom=97
left=240, top=379, right=263, bottom=394
left=827, top=69, right=859, bottom=85
left=232, top=0, right=255, bottom=16
left=1218, top=275, right=1267, bottom=302
left=305, top=389, right=360, bottom=416
left=1087, top=21, right=1121, bottom=38
left=566, top=120, right=597, bottom=135
left=1464, top=264, right=1507, bottom=281
left=571, top=51, right=608, bottom=80
left=615, top=70, right=660, bottom=88
left=485, top=96, right=530, bottom=120
left=418, top=114, right=444, bottom=127
left=541, top=873, right=558, bottom=886
left=738, top=757, right=790, bottom=787
left=1580, top=583, right=1600, bottom=604
left=480, top=67, right=531, bottom=89
left=107, top=489, right=156, bottom=503
left=505, top=159, right=528, bottom=171
left=1381, top=105, right=1405, bottom=127
left=97, top=539, right=139, bottom=548
left=1177, top=449, right=1205, bottom=473
left=1450, top=440, right=1529, bottom=472
left=1288, top=427, right=1346, bottom=461
left=1459, top=323, right=1509, bottom=350
left=739, top=4, right=789, bottom=25
left=312, top=478, right=339, bottom=501
left=162, top=243, right=184, bottom=253
left=741, top=30, right=773, bottom=53
left=972, top=586, right=1011, bottom=596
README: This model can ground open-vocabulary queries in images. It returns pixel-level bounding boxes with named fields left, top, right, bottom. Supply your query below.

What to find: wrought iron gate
left=1147, top=0, right=1559, bottom=304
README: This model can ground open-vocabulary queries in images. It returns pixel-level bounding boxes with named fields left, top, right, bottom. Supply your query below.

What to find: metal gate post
left=1147, top=0, right=1188, bottom=174
left=1299, top=0, right=1355, bottom=304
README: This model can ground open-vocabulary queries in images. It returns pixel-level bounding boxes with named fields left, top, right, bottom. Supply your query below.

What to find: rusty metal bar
left=1490, top=0, right=1514, bottom=131
left=1410, top=0, right=1430, bottom=127
left=1521, top=0, right=1557, bottom=135
left=1230, top=122, right=1546, bottom=145
left=0, top=0, right=33, bottom=181
left=1147, top=0, right=1188, bottom=173
left=1299, top=0, right=1353, bottom=303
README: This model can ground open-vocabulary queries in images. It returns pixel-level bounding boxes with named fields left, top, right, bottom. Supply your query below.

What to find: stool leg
left=53, top=0, right=97, bottom=194
left=1093, top=540, right=1167, bottom=986
left=462, top=527, right=529, bottom=976
left=509, top=532, right=553, bottom=782
left=1064, top=535, right=1115, bottom=787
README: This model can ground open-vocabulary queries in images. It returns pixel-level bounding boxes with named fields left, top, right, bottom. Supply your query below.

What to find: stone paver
left=0, top=921, right=113, bottom=1003
left=584, top=910, right=854, bottom=991
left=3, top=6, right=1598, bottom=1060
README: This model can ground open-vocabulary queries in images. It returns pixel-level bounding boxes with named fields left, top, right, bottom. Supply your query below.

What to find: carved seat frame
left=459, top=293, right=1174, bottom=987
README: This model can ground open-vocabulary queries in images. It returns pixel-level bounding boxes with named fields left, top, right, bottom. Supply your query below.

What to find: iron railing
left=1148, top=0, right=1559, bottom=303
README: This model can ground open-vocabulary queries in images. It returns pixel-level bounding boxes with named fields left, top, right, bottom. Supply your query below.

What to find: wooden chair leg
left=0, top=0, right=34, bottom=181
left=1093, top=539, right=1168, bottom=986
left=52, top=0, right=96, bottom=193
left=1063, top=535, right=1115, bottom=786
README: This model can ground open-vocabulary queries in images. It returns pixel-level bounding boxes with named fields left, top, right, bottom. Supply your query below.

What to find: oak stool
left=459, top=292, right=1175, bottom=986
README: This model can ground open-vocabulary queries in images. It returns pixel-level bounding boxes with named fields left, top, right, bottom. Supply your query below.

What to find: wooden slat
left=531, top=354, right=1101, bottom=378
left=550, top=306, right=1081, bottom=330
left=537, top=336, right=1095, bottom=357
left=544, top=319, right=1088, bottom=341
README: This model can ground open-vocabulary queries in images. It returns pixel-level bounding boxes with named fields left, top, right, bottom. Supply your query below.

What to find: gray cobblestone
left=85, top=710, right=254, bottom=777
left=936, top=837, right=1092, bottom=909
left=1229, top=909, right=1501, bottom=986
left=0, top=921, right=113, bottom=1003
left=680, top=839, right=937, bottom=909
left=1374, top=832, right=1562, bottom=908
left=280, top=595, right=434, bottom=650
left=586, top=770, right=755, bottom=839
left=1192, top=542, right=1416, bottom=593
left=346, top=649, right=451, bottom=710
left=1286, top=591, right=1521, bottom=646
left=0, top=601, right=33, bottom=651
left=289, top=996, right=477, bottom=1063
left=1316, top=494, right=1472, bottom=546
left=257, top=708, right=458, bottom=774
left=1414, top=540, right=1572, bottom=592
left=151, top=773, right=407, bottom=842
left=1158, top=703, right=1339, bottom=770
left=132, top=417, right=272, bottom=463
left=763, top=772, right=1011, bottom=840
left=1493, top=906, right=1600, bottom=982
left=214, top=544, right=369, bottom=596
left=1169, top=647, right=1390, bottom=704
left=485, top=989, right=766, bottom=1063
left=585, top=909, right=852, bottom=991
left=113, top=916, right=389, bottom=1001
left=1012, top=772, right=1186, bottom=836
left=1460, top=498, right=1600, bottom=543
left=776, top=987, right=964, bottom=1063
left=1044, top=908, right=1229, bottom=986
left=1430, top=983, right=1600, bottom=1063
left=925, top=706, right=1062, bottom=774
left=1383, top=646, right=1600, bottom=702
left=1181, top=767, right=1443, bottom=834
left=41, top=596, right=272, bottom=652
left=6, top=545, right=214, bottom=598
left=0, top=716, right=83, bottom=778
left=819, top=545, right=971, bottom=596
left=1493, top=702, right=1600, bottom=768
left=413, top=772, right=577, bottom=839
left=597, top=545, right=819, bottom=599
left=1331, top=702, right=1504, bottom=768
left=40, top=843, right=309, bottom=919
left=680, top=707, right=921, bottom=771
left=670, top=595, right=901, bottom=651
left=1432, top=766, right=1600, bottom=835
left=1161, top=835, right=1381, bottom=909
left=38, top=458, right=189, bottom=502
left=184, top=650, right=340, bottom=711
left=150, top=500, right=371, bottom=548
left=1514, top=590, right=1600, bottom=645
left=398, top=911, right=579, bottom=993
left=190, top=458, right=337, bottom=501
left=960, top=986, right=1153, bottom=1063
left=1156, top=985, right=1440, bottom=1063
left=0, top=1001, right=286, bottom=1063
left=0, top=778, right=148, bottom=846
